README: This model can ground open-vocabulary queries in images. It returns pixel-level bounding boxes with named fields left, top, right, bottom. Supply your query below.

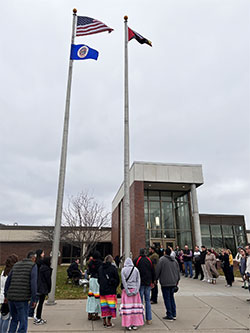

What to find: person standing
left=120, top=258, right=144, bottom=331
left=245, top=245, right=250, bottom=301
left=239, top=249, right=247, bottom=289
left=28, top=249, right=45, bottom=319
left=34, top=257, right=52, bottom=325
left=235, top=247, right=242, bottom=263
left=158, top=244, right=164, bottom=258
left=149, top=246, right=159, bottom=304
left=200, top=246, right=208, bottom=281
left=86, top=251, right=102, bottom=321
left=228, top=249, right=234, bottom=283
left=4, top=251, right=38, bottom=333
left=193, top=246, right=202, bottom=279
left=205, top=249, right=219, bottom=284
left=183, top=245, right=193, bottom=278
left=0, top=254, right=18, bottom=333
left=219, top=249, right=232, bottom=287
left=156, top=247, right=180, bottom=321
left=98, top=255, right=119, bottom=328
left=134, top=248, right=155, bottom=325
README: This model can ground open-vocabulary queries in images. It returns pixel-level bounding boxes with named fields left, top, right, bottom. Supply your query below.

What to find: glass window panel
left=235, top=234, right=246, bottom=248
left=222, top=225, right=233, bottom=235
left=175, top=202, right=191, bottom=229
left=145, top=230, right=150, bottom=249
left=144, top=201, right=149, bottom=228
left=224, top=236, right=235, bottom=253
left=210, top=225, right=222, bottom=236
left=177, top=231, right=192, bottom=248
left=234, top=225, right=245, bottom=235
left=173, top=192, right=188, bottom=202
left=149, top=201, right=161, bottom=229
left=163, top=229, right=175, bottom=238
left=200, top=224, right=210, bottom=235
left=212, top=237, right=223, bottom=249
left=162, top=201, right=174, bottom=229
left=72, top=246, right=81, bottom=257
left=151, top=229, right=162, bottom=238
left=148, top=191, right=160, bottom=200
left=161, top=191, right=172, bottom=201
left=144, top=190, right=148, bottom=200
left=201, top=236, right=212, bottom=248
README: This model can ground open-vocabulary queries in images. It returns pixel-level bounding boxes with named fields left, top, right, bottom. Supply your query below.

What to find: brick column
left=130, top=181, right=145, bottom=258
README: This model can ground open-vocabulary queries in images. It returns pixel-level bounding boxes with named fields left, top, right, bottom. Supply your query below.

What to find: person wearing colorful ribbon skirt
left=98, top=255, right=119, bottom=328
left=86, top=252, right=102, bottom=320
left=120, top=258, right=144, bottom=330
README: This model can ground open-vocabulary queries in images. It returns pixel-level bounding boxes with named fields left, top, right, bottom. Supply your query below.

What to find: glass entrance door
left=163, top=239, right=176, bottom=250
left=151, top=239, right=176, bottom=251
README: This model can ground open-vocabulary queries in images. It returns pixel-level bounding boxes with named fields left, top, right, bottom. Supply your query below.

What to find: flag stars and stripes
left=76, top=16, right=113, bottom=36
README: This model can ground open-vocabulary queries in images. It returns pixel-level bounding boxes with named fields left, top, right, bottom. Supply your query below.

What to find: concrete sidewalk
left=28, top=276, right=250, bottom=333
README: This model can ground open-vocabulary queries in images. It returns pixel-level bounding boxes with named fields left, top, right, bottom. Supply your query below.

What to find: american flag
left=76, top=16, right=113, bottom=36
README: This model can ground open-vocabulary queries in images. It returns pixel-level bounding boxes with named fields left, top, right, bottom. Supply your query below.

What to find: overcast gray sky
left=0, top=0, right=249, bottom=229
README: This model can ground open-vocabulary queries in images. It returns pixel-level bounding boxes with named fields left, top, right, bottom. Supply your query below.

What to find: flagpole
left=123, top=15, right=131, bottom=259
left=47, top=8, right=77, bottom=305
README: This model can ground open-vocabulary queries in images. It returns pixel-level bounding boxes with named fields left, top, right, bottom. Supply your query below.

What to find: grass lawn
left=55, top=266, right=88, bottom=299
left=0, top=265, right=88, bottom=300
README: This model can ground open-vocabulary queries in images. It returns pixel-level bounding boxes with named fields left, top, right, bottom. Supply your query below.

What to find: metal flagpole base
left=46, top=300, right=57, bottom=306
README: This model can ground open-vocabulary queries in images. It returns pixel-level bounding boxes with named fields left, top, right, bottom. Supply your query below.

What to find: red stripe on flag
left=128, top=27, right=135, bottom=41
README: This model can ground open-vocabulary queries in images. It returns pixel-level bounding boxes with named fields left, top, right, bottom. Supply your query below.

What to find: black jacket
left=88, top=259, right=102, bottom=278
left=219, top=253, right=230, bottom=268
left=98, top=262, right=119, bottom=296
left=134, top=255, right=155, bottom=286
left=37, top=262, right=52, bottom=295
left=200, top=250, right=207, bottom=265
left=67, top=262, right=81, bottom=278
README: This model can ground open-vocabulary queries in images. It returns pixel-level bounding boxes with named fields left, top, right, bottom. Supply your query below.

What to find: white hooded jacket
left=121, top=258, right=141, bottom=296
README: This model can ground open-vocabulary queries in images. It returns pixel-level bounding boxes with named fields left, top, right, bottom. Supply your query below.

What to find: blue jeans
left=161, top=286, right=176, bottom=319
left=0, top=314, right=10, bottom=333
left=139, top=285, right=152, bottom=321
left=184, top=261, right=193, bottom=277
left=8, top=301, right=28, bottom=333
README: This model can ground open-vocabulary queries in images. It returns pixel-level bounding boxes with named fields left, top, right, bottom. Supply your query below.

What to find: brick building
left=0, top=225, right=112, bottom=265
left=111, top=161, right=247, bottom=257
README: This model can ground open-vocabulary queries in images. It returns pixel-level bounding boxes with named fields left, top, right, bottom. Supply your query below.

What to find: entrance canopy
left=111, top=161, right=204, bottom=256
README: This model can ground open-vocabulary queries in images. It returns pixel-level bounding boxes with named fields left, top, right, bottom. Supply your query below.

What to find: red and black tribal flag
left=128, top=27, right=152, bottom=47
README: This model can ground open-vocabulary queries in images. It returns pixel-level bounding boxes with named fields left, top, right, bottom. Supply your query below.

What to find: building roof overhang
left=112, top=161, right=204, bottom=212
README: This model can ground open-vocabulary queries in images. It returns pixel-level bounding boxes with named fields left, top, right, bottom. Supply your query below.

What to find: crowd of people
left=85, top=247, right=180, bottom=330
left=172, top=244, right=250, bottom=290
left=0, top=243, right=250, bottom=332
left=0, top=249, right=52, bottom=332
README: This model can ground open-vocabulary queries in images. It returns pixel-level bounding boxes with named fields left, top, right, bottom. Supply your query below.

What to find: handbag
left=121, top=266, right=135, bottom=290
left=173, top=286, right=179, bottom=293
left=0, top=302, right=10, bottom=320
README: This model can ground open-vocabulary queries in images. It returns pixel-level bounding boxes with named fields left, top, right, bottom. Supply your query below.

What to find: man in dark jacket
left=149, top=246, right=159, bottom=304
left=134, top=248, right=155, bottom=325
left=4, top=251, right=38, bottom=332
left=200, top=246, right=208, bottom=281
left=156, top=247, right=180, bottom=321
left=67, top=258, right=83, bottom=283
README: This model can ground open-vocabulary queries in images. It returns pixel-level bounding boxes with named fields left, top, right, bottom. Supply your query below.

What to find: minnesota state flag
left=70, top=44, right=99, bottom=60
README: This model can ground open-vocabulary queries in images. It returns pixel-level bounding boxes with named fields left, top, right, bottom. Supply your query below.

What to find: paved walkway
left=28, top=276, right=250, bottom=332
